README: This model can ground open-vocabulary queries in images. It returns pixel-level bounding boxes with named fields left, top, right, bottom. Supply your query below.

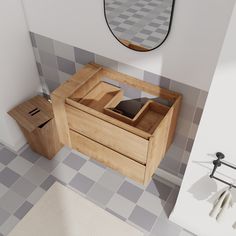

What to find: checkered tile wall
left=29, top=32, right=208, bottom=180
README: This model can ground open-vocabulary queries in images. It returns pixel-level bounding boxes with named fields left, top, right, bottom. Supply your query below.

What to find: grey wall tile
left=58, top=71, right=71, bottom=84
left=118, top=62, right=144, bottom=80
left=186, top=138, right=194, bottom=153
left=54, top=40, right=75, bottom=61
left=41, top=65, right=59, bottom=82
left=143, top=71, right=161, bottom=85
left=39, top=50, right=58, bottom=68
left=33, top=48, right=40, bottom=62
left=36, top=62, right=43, bottom=76
left=160, top=77, right=171, bottom=89
left=57, top=56, right=76, bottom=75
left=34, top=33, right=55, bottom=54
left=45, top=79, right=60, bottom=92
left=193, top=107, right=203, bottom=124
left=197, top=90, right=208, bottom=108
left=74, top=47, right=95, bottom=65
left=29, top=32, right=36, bottom=48
left=170, top=81, right=200, bottom=107
left=95, top=55, right=118, bottom=70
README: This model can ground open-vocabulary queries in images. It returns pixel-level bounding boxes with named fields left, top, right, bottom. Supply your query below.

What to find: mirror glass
left=104, top=0, right=175, bottom=52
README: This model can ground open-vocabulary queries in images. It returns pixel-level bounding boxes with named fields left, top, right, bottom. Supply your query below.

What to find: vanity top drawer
left=66, top=104, right=148, bottom=164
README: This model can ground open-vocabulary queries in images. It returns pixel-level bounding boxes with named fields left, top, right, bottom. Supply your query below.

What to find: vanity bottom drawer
left=70, top=130, right=146, bottom=184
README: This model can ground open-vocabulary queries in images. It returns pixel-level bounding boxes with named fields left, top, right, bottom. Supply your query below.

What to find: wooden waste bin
left=8, top=95, right=63, bottom=159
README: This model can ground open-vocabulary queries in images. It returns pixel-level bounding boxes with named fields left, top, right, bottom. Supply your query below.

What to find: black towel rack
left=210, top=152, right=236, bottom=188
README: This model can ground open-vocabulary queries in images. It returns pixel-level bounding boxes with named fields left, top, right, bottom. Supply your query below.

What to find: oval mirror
left=104, top=0, right=175, bottom=52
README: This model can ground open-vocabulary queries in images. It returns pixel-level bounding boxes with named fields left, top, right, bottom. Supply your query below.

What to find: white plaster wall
left=0, top=1, right=41, bottom=151
left=21, top=0, right=235, bottom=91
left=170, top=3, right=236, bottom=235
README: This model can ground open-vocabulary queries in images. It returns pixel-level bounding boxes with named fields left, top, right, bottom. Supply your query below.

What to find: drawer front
left=70, top=130, right=145, bottom=184
left=66, top=105, right=148, bottom=164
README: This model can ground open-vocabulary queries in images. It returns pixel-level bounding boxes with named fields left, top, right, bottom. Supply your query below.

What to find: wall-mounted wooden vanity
left=51, top=64, right=181, bottom=185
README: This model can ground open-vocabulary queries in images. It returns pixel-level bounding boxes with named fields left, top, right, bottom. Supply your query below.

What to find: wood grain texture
left=8, top=96, right=53, bottom=132
left=66, top=98, right=152, bottom=139
left=9, top=96, right=62, bottom=160
left=70, top=130, right=145, bottom=184
left=66, top=104, right=148, bottom=164
left=144, top=111, right=172, bottom=185
left=52, top=63, right=182, bottom=184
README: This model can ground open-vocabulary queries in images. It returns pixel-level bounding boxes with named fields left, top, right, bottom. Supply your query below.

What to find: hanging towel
left=209, top=189, right=233, bottom=222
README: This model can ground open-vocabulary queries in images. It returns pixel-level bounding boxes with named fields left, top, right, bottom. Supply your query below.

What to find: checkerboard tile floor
left=105, top=0, right=173, bottom=49
left=0, top=144, right=195, bottom=236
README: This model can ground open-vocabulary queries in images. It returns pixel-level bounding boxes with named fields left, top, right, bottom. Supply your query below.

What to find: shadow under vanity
left=52, top=63, right=182, bottom=185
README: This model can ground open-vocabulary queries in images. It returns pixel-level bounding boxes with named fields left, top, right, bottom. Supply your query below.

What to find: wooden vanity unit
left=51, top=64, right=181, bottom=185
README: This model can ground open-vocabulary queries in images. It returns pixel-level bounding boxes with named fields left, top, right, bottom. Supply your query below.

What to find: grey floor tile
left=0, top=215, right=19, bottom=235
left=137, top=191, right=164, bottom=216
left=0, top=168, right=20, bottom=187
left=0, top=163, right=4, bottom=172
left=11, top=177, right=36, bottom=198
left=98, top=170, right=124, bottom=192
left=40, top=175, right=64, bottom=191
left=63, top=153, right=87, bottom=171
left=24, top=165, right=49, bottom=186
left=0, top=208, right=10, bottom=225
left=53, top=146, right=71, bottom=162
left=89, top=159, right=106, bottom=169
left=51, top=163, right=77, bottom=184
left=107, top=194, right=135, bottom=219
left=20, top=148, right=41, bottom=163
left=7, top=156, right=33, bottom=176
left=0, top=148, right=17, bottom=165
left=69, top=173, right=95, bottom=194
left=57, top=56, right=76, bottom=75
left=35, top=157, right=59, bottom=173
left=146, top=178, right=173, bottom=201
left=14, top=201, right=33, bottom=220
left=117, top=181, right=143, bottom=203
left=0, top=183, right=8, bottom=198
left=150, top=217, right=182, bottom=236
left=105, top=208, right=126, bottom=221
left=0, top=190, right=24, bottom=214
left=79, top=161, right=105, bottom=182
left=129, top=205, right=157, bottom=231
left=27, top=187, right=46, bottom=205
left=87, top=183, right=114, bottom=206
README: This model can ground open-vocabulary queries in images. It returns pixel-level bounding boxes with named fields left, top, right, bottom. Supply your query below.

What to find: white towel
left=209, top=189, right=233, bottom=222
